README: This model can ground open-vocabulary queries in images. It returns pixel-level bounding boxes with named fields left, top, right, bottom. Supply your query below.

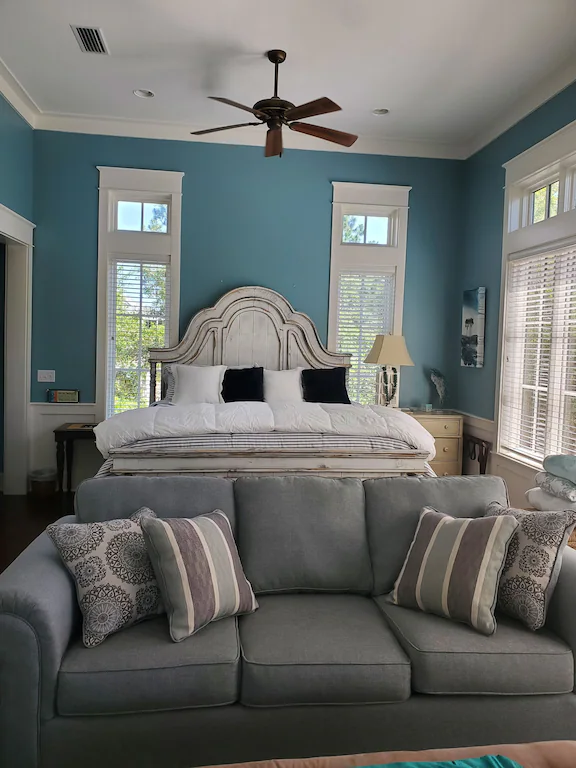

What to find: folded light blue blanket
left=544, top=455, right=576, bottom=485
left=361, top=757, right=522, bottom=767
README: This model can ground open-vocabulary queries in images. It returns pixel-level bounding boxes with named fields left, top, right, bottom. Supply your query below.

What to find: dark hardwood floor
left=0, top=493, right=74, bottom=572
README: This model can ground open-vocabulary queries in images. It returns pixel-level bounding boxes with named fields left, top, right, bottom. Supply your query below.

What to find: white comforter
left=95, top=402, right=436, bottom=460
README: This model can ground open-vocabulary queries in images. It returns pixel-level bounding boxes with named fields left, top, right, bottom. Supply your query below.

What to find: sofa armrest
left=0, top=516, right=78, bottom=768
left=547, top=546, right=576, bottom=689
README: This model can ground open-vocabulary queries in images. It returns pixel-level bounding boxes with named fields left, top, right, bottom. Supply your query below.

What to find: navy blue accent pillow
left=301, top=367, right=350, bottom=404
left=222, top=367, right=264, bottom=402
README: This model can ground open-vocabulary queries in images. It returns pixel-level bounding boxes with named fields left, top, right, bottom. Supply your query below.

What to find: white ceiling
left=2, top=0, right=576, bottom=158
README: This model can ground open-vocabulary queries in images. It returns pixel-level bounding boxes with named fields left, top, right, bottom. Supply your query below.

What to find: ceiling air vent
left=71, top=26, right=109, bottom=54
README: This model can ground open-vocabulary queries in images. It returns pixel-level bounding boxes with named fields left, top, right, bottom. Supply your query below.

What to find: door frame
left=0, top=202, right=34, bottom=494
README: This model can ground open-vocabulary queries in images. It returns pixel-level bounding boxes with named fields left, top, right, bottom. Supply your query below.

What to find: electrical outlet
left=38, top=370, right=55, bottom=383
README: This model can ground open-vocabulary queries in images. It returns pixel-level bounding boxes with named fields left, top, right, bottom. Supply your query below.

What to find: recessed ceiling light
left=372, top=108, right=389, bottom=115
left=133, top=89, right=155, bottom=99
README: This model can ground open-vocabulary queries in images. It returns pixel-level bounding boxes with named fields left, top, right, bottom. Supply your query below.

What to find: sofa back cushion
left=365, top=475, right=509, bottom=594
left=75, top=476, right=236, bottom=529
left=235, top=476, right=372, bottom=593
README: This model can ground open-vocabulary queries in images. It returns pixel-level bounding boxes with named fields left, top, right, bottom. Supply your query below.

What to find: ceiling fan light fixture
left=372, top=108, right=389, bottom=115
left=133, top=89, right=155, bottom=99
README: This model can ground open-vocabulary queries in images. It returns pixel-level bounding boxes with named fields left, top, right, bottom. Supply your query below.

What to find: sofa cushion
left=235, top=476, right=372, bottom=593
left=365, top=476, right=509, bottom=594
left=75, top=476, right=236, bottom=527
left=239, top=594, right=410, bottom=705
left=376, top=598, right=574, bottom=695
left=57, top=616, right=239, bottom=715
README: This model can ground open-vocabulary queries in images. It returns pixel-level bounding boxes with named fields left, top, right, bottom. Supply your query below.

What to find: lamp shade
left=364, top=335, right=414, bottom=367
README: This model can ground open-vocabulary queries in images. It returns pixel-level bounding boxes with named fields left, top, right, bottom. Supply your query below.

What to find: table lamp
left=364, top=334, right=414, bottom=406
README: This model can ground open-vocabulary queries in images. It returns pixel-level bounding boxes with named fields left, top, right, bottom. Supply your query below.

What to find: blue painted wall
left=0, top=243, right=4, bottom=469
left=455, top=81, right=576, bottom=420
left=32, top=130, right=464, bottom=406
left=0, top=94, right=33, bottom=220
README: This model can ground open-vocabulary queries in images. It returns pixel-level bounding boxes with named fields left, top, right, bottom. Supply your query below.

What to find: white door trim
left=1, top=203, right=35, bottom=494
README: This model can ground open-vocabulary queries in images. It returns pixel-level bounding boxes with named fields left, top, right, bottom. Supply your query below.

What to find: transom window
left=530, top=180, right=559, bottom=224
left=342, top=214, right=390, bottom=245
left=117, top=200, right=169, bottom=233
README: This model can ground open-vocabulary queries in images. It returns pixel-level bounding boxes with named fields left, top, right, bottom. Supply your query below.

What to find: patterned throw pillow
left=391, top=507, right=518, bottom=635
left=485, top=502, right=576, bottom=631
left=141, top=510, right=258, bottom=642
left=47, top=508, right=163, bottom=647
left=535, top=471, right=576, bottom=503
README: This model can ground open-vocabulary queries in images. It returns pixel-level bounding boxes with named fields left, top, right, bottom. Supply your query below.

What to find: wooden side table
left=54, top=423, right=98, bottom=492
left=402, top=409, right=463, bottom=476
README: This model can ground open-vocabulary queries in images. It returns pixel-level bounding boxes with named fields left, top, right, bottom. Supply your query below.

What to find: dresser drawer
left=431, top=460, right=461, bottom=477
left=418, top=417, right=462, bottom=438
left=434, top=438, right=460, bottom=462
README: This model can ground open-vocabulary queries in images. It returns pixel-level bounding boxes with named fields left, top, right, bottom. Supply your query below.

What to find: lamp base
left=376, top=366, right=398, bottom=406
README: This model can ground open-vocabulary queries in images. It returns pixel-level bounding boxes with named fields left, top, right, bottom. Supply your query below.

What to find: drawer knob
left=444, top=424, right=449, bottom=430
left=443, top=447, right=449, bottom=452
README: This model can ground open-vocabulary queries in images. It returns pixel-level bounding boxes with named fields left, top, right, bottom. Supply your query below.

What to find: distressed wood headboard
left=148, top=286, right=351, bottom=403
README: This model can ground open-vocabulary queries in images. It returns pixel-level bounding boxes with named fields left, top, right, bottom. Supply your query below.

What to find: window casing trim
left=328, top=183, right=410, bottom=405
left=496, top=118, right=576, bottom=466
left=96, top=167, right=183, bottom=421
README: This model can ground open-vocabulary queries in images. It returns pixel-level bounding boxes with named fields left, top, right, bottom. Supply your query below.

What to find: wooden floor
left=0, top=492, right=74, bottom=572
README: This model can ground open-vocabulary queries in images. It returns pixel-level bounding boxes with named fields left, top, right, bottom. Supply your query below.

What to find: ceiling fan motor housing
left=253, top=98, right=295, bottom=123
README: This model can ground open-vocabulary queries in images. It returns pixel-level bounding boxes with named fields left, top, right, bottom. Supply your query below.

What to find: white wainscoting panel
left=28, top=403, right=103, bottom=490
left=461, top=413, right=537, bottom=507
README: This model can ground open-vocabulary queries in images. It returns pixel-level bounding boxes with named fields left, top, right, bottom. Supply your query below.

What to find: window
left=530, top=180, right=559, bottom=224
left=117, top=201, right=169, bottom=233
left=107, top=258, right=170, bottom=415
left=342, top=214, right=389, bottom=245
left=329, top=183, right=410, bottom=405
left=500, top=245, right=576, bottom=461
left=97, top=167, right=183, bottom=420
left=337, top=271, right=395, bottom=403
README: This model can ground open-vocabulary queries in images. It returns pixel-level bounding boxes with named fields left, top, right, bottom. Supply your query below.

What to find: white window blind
left=107, top=257, right=170, bottom=417
left=336, top=271, right=395, bottom=404
left=500, top=245, right=576, bottom=461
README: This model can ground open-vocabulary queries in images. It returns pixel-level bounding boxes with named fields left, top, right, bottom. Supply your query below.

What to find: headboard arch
left=149, top=286, right=350, bottom=402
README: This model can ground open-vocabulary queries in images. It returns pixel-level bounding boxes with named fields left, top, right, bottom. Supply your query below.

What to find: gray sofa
left=2, top=475, right=576, bottom=768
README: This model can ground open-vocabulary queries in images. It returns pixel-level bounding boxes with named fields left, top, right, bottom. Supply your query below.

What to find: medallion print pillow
left=141, top=510, right=258, bottom=642
left=485, top=502, right=576, bottom=631
left=391, top=507, right=518, bottom=635
left=47, top=507, right=163, bottom=647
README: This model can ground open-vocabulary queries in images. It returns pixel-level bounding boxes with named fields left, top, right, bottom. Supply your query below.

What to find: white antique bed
left=96, top=286, right=434, bottom=478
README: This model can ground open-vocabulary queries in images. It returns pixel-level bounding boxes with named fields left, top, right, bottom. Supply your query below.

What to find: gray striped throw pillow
left=141, top=511, right=258, bottom=642
left=391, top=507, right=519, bottom=635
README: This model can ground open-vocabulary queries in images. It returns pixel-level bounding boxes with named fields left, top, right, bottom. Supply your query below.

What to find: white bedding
left=95, top=402, right=436, bottom=460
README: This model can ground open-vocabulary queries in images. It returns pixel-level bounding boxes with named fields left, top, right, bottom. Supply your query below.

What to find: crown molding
left=35, top=111, right=464, bottom=159
left=0, top=57, right=39, bottom=128
left=1, top=51, right=575, bottom=161
left=462, top=54, right=576, bottom=158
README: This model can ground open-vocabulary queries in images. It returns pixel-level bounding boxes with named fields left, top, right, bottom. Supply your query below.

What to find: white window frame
left=328, top=182, right=411, bottom=404
left=497, top=118, right=576, bottom=468
left=96, top=167, right=183, bottom=421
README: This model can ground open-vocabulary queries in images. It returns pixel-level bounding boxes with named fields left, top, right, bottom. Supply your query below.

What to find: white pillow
left=263, top=368, right=303, bottom=403
left=170, top=364, right=226, bottom=405
left=525, top=486, right=576, bottom=511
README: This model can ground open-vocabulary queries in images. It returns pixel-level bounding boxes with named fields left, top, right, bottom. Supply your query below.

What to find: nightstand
left=403, top=410, right=463, bottom=476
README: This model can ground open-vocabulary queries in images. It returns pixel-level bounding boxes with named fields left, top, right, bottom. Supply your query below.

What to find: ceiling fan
left=191, top=49, right=358, bottom=157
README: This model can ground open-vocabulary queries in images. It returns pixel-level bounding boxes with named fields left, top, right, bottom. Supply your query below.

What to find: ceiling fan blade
left=289, top=122, right=358, bottom=147
left=191, top=122, right=261, bottom=136
left=284, top=97, right=341, bottom=122
left=209, top=96, right=267, bottom=119
left=265, top=128, right=283, bottom=157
